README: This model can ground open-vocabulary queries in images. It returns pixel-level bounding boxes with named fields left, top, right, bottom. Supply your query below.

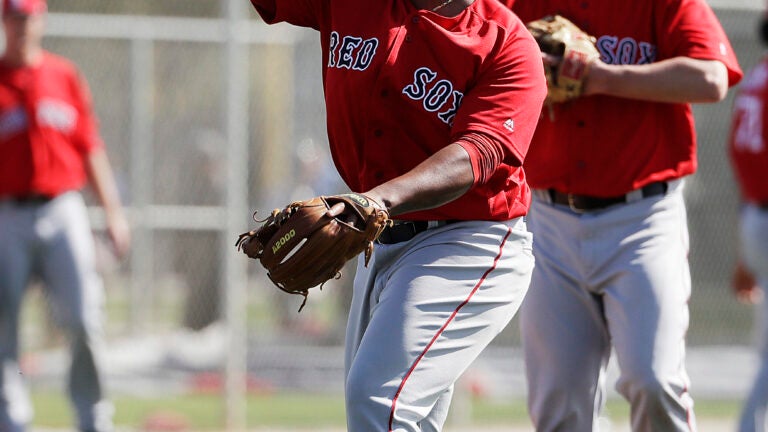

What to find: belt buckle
left=567, top=194, right=586, bottom=214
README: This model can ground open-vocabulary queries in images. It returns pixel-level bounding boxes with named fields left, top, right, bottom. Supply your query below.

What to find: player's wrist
left=582, top=59, right=605, bottom=96
left=361, top=193, right=389, bottom=214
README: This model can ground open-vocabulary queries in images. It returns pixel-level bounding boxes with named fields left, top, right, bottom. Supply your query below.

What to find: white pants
left=344, top=217, right=533, bottom=432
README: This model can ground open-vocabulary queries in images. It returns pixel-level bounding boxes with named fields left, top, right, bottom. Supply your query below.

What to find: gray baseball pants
left=0, top=192, right=112, bottom=432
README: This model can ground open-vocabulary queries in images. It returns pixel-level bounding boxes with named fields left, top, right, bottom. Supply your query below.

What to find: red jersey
left=0, top=52, right=103, bottom=197
left=251, top=0, right=546, bottom=220
left=729, top=55, right=768, bottom=204
left=507, top=0, right=743, bottom=196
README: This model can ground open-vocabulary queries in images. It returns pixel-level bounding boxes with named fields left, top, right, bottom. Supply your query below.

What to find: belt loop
left=567, top=194, right=586, bottom=214
left=532, top=189, right=552, bottom=204
left=626, top=181, right=668, bottom=203
left=625, top=188, right=644, bottom=203
left=667, top=178, right=681, bottom=192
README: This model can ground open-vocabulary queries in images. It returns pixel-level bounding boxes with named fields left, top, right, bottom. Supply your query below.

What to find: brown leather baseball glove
left=526, top=15, right=600, bottom=104
left=235, top=193, right=391, bottom=311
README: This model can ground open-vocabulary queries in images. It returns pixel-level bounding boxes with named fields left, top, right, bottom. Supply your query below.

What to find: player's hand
left=327, top=201, right=362, bottom=228
left=106, top=210, right=131, bottom=259
left=732, top=261, right=762, bottom=304
left=541, top=52, right=561, bottom=68
left=326, top=201, right=346, bottom=218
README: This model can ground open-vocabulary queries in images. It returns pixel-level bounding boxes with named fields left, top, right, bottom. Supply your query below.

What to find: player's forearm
left=85, top=148, right=124, bottom=216
left=364, top=143, right=474, bottom=217
left=585, top=57, right=729, bottom=103
left=86, top=148, right=132, bottom=256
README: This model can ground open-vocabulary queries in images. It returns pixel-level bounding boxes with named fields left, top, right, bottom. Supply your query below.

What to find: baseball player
left=248, top=0, right=546, bottom=430
left=729, top=10, right=768, bottom=432
left=504, top=1, right=743, bottom=431
left=0, top=0, right=130, bottom=431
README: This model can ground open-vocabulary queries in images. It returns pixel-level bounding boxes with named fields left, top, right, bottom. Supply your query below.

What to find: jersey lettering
left=37, top=98, right=77, bottom=133
left=638, top=42, right=656, bottom=65
left=337, top=36, right=363, bottom=69
left=732, top=62, right=768, bottom=153
left=424, top=80, right=452, bottom=112
left=403, top=67, right=437, bottom=100
left=0, top=106, right=27, bottom=138
left=733, top=95, right=765, bottom=153
left=328, top=32, right=339, bottom=67
left=328, top=31, right=379, bottom=71
left=352, top=39, right=378, bottom=71
left=438, top=91, right=463, bottom=125
left=617, top=38, right=637, bottom=64
left=597, top=36, right=657, bottom=65
left=403, top=67, right=464, bottom=126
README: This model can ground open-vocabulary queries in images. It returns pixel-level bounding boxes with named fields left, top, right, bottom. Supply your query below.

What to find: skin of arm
left=733, top=258, right=762, bottom=305
left=85, top=147, right=131, bottom=257
left=582, top=56, right=729, bottom=103
left=327, top=143, right=475, bottom=218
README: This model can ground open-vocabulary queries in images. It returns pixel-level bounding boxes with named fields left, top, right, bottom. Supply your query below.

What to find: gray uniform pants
left=0, top=192, right=112, bottom=432
left=522, top=181, right=696, bottom=432
left=345, top=218, right=534, bottom=432
left=738, top=204, right=768, bottom=432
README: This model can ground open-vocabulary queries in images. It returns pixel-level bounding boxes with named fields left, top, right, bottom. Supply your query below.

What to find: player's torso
left=509, top=0, right=700, bottom=196
left=0, top=55, right=86, bottom=196
left=729, top=57, right=768, bottom=204
left=511, top=1, right=656, bottom=46
left=319, top=0, right=508, bottom=191
left=255, top=0, right=544, bottom=220
left=0, top=57, right=81, bottom=140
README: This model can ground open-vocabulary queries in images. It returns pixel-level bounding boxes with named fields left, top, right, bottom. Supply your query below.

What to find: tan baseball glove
left=235, top=193, right=391, bottom=311
left=526, top=15, right=600, bottom=104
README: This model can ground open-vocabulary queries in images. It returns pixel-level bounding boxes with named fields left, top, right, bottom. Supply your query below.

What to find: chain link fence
left=16, top=0, right=766, bottom=429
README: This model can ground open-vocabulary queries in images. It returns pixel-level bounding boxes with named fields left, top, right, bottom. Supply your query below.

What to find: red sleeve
left=659, top=0, right=743, bottom=86
left=450, top=18, right=546, bottom=168
left=250, top=0, right=327, bottom=30
left=71, top=70, right=103, bottom=154
left=456, top=132, right=505, bottom=187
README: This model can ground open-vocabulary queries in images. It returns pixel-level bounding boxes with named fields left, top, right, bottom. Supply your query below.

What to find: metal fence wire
left=13, top=0, right=767, bottom=429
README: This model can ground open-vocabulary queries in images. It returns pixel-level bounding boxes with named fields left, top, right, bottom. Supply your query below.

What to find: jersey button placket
left=405, top=15, right=419, bottom=43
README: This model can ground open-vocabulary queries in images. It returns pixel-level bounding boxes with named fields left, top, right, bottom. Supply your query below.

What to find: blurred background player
left=248, top=0, right=546, bottom=430
left=728, top=9, right=768, bottom=432
left=0, top=0, right=130, bottom=431
left=174, top=128, right=226, bottom=332
left=505, top=0, right=743, bottom=431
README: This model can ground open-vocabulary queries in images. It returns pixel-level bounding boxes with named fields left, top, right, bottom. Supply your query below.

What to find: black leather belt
left=549, top=181, right=668, bottom=212
left=376, top=220, right=454, bottom=244
left=7, top=194, right=54, bottom=205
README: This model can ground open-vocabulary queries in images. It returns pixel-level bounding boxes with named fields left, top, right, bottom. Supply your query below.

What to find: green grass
left=32, top=391, right=742, bottom=430
left=33, top=392, right=348, bottom=429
